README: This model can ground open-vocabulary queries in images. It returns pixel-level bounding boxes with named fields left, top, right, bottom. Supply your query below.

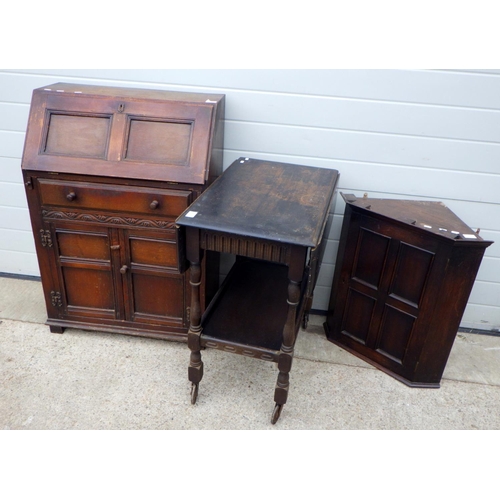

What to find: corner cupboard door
left=332, top=212, right=451, bottom=378
left=121, top=228, right=187, bottom=328
left=51, top=222, right=123, bottom=321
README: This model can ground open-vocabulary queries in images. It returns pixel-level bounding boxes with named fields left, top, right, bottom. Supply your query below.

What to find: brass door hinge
left=40, top=229, right=53, bottom=248
left=51, top=291, right=62, bottom=308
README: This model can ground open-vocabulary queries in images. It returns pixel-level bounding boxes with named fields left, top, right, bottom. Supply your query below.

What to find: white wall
left=1, top=69, right=499, bottom=330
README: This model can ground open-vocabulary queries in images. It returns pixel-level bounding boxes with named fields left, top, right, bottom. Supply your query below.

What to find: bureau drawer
left=38, top=179, right=192, bottom=217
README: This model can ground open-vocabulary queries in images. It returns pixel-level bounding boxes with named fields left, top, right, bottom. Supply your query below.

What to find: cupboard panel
left=56, top=230, right=110, bottom=261
left=44, top=113, right=110, bottom=158
left=62, top=267, right=116, bottom=311
left=341, top=288, right=376, bottom=344
left=131, top=273, right=185, bottom=323
left=389, top=243, right=435, bottom=308
left=126, top=119, right=192, bottom=164
left=376, top=305, right=416, bottom=363
left=352, top=228, right=391, bottom=289
left=129, top=235, right=178, bottom=269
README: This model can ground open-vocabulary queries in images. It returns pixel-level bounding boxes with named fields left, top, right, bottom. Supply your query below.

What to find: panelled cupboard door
left=48, top=222, right=187, bottom=329
left=333, top=212, right=451, bottom=379
left=121, top=228, right=187, bottom=327
left=50, top=222, right=123, bottom=321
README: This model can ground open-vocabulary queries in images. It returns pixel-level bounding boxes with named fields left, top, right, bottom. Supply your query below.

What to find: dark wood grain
left=176, top=157, right=339, bottom=247
left=22, top=83, right=224, bottom=342
left=37, top=178, right=192, bottom=217
left=201, top=258, right=289, bottom=352
left=22, top=83, right=225, bottom=185
left=325, top=194, right=493, bottom=387
left=178, top=158, right=339, bottom=422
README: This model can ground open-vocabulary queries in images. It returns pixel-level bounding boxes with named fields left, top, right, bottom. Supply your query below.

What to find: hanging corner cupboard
left=324, top=193, right=493, bottom=387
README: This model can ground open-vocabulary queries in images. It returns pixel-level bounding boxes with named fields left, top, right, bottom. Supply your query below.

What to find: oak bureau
left=22, top=83, right=224, bottom=341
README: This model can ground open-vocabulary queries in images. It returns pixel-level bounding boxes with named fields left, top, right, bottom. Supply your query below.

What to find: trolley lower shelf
left=200, top=258, right=293, bottom=361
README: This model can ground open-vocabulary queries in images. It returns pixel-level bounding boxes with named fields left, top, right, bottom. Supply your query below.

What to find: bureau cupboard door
left=50, top=222, right=123, bottom=321
left=120, top=228, right=187, bottom=328
left=329, top=212, right=452, bottom=380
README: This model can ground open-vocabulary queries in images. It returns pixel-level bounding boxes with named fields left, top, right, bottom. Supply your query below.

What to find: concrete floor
left=1, top=275, right=500, bottom=430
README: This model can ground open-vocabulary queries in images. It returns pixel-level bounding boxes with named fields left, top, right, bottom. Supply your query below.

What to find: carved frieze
left=42, top=210, right=177, bottom=230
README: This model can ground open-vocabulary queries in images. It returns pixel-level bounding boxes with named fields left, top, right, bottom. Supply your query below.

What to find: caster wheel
left=271, top=404, right=283, bottom=425
left=302, top=312, right=309, bottom=329
left=191, top=383, right=199, bottom=404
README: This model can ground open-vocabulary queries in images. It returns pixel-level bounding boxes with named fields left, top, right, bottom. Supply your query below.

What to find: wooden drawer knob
left=120, top=265, right=128, bottom=274
left=150, top=200, right=159, bottom=209
left=66, top=192, right=76, bottom=201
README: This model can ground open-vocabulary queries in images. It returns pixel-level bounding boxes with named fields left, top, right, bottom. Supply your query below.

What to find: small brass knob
left=150, top=200, right=159, bottom=209
left=66, top=192, right=76, bottom=201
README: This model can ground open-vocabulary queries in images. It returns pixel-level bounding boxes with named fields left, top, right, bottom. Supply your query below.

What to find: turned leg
left=187, top=260, right=203, bottom=404
left=273, top=279, right=300, bottom=423
left=272, top=247, right=306, bottom=424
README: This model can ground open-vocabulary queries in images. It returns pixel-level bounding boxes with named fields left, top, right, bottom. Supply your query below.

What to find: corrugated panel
left=476, top=257, right=500, bottom=283
left=7, top=69, right=500, bottom=109
left=0, top=182, right=27, bottom=208
left=0, top=158, right=23, bottom=183
left=0, top=206, right=32, bottom=231
left=0, top=228, right=36, bottom=252
left=461, top=304, right=500, bottom=331
left=0, top=130, right=25, bottom=158
left=0, top=249, right=39, bottom=275
left=225, top=121, right=500, bottom=174
left=478, top=231, right=500, bottom=258
left=0, top=103, right=30, bottom=132
left=0, top=69, right=498, bottom=330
